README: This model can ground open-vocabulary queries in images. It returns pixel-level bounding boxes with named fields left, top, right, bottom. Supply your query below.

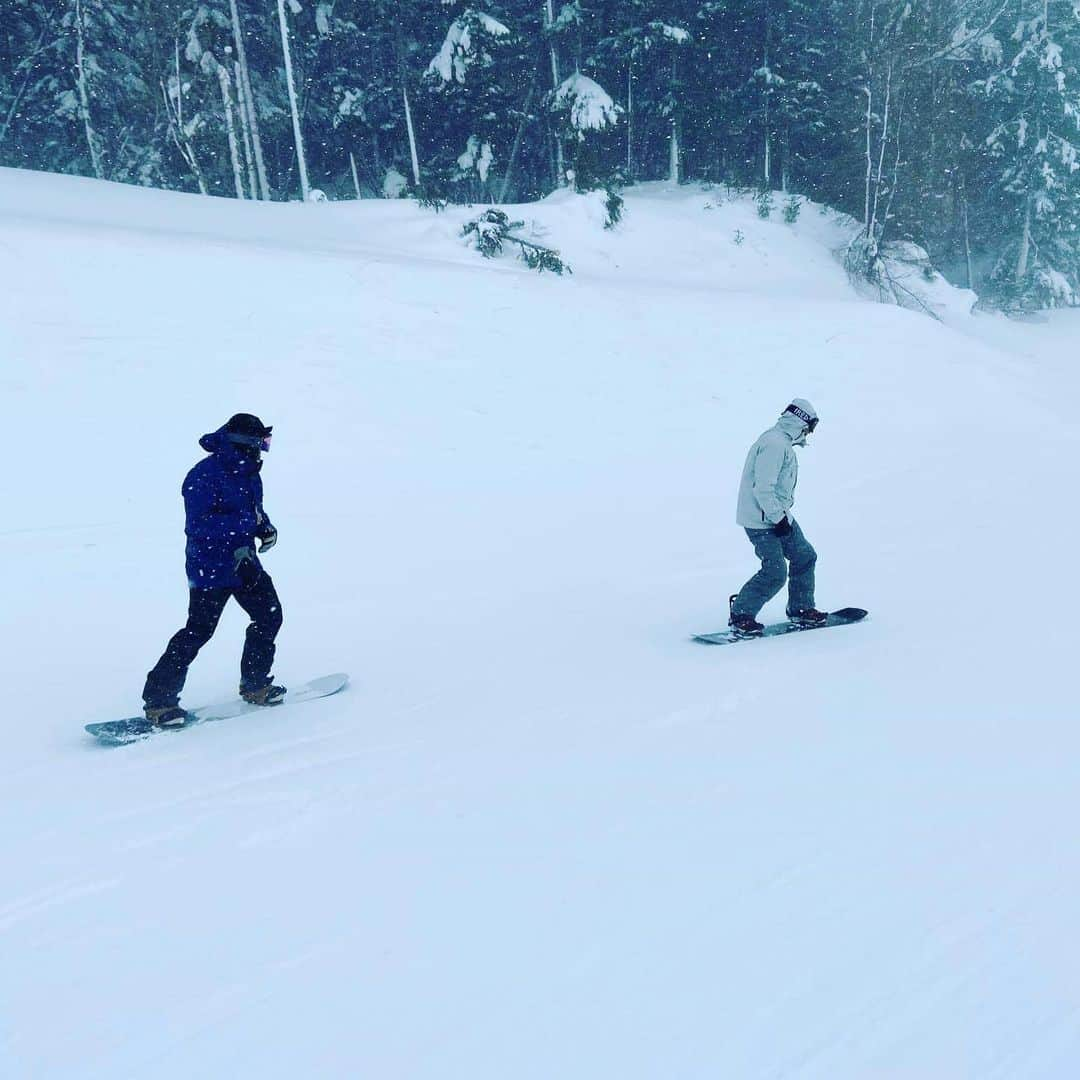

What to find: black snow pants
left=143, top=569, right=283, bottom=707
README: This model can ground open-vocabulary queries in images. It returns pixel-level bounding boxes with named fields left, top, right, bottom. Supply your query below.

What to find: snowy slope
left=2, top=169, right=1079, bottom=1079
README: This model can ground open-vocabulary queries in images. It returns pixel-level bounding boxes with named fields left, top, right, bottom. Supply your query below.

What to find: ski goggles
left=784, top=405, right=819, bottom=432
left=227, top=432, right=273, bottom=452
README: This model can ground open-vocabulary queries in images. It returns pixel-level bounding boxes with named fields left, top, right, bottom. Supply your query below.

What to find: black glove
left=773, top=516, right=793, bottom=537
left=234, top=546, right=260, bottom=586
left=258, top=525, right=278, bottom=554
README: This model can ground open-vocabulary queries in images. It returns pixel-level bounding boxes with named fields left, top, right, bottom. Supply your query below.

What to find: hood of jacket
left=198, top=427, right=262, bottom=472
left=775, top=398, right=818, bottom=445
left=775, top=413, right=807, bottom=441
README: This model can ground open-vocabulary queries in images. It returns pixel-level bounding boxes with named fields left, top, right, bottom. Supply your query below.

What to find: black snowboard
left=692, top=608, right=868, bottom=646
left=85, top=673, right=349, bottom=746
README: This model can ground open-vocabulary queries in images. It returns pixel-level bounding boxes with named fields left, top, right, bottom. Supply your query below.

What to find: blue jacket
left=183, top=428, right=275, bottom=589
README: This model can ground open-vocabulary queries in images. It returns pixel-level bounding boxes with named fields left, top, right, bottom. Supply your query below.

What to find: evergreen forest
left=5, top=0, right=1080, bottom=307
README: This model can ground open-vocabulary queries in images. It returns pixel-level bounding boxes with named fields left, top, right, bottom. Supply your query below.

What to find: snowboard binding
left=239, top=683, right=287, bottom=707
left=144, top=704, right=192, bottom=728
left=728, top=594, right=764, bottom=638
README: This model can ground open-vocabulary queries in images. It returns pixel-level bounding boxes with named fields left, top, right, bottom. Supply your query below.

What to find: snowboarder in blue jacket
left=729, top=399, right=827, bottom=636
left=142, top=414, right=285, bottom=725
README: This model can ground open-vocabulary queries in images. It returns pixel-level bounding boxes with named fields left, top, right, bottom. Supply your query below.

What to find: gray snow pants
left=732, top=519, right=817, bottom=619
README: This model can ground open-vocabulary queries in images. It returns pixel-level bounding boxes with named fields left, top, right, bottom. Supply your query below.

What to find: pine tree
left=423, top=4, right=516, bottom=200
left=978, top=0, right=1080, bottom=304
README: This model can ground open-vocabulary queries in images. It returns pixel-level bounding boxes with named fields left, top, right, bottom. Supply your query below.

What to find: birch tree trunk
left=762, top=46, right=770, bottom=186
left=669, top=56, right=679, bottom=184
left=545, top=0, right=566, bottom=186
left=626, top=62, right=633, bottom=178
left=868, top=61, right=893, bottom=238
left=402, top=85, right=421, bottom=186
left=960, top=175, right=974, bottom=289
left=878, top=90, right=904, bottom=245
left=216, top=63, right=245, bottom=199
left=229, top=0, right=270, bottom=199
left=74, top=0, right=104, bottom=179
left=349, top=151, right=361, bottom=197
left=161, top=74, right=208, bottom=195
left=862, top=4, right=877, bottom=233
left=863, top=81, right=873, bottom=231
left=162, top=41, right=208, bottom=194
left=234, top=61, right=258, bottom=198
left=276, top=0, right=311, bottom=200
left=1015, top=195, right=1032, bottom=282
left=499, top=72, right=538, bottom=204
left=391, top=21, right=420, bottom=187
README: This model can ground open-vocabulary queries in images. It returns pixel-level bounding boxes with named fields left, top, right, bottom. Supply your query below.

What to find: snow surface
left=2, top=170, right=1080, bottom=1078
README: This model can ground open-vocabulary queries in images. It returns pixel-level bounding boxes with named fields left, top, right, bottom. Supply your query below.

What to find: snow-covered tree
left=747, top=0, right=832, bottom=190
left=161, top=39, right=209, bottom=194
left=4, top=0, right=1080, bottom=308
left=427, top=8, right=511, bottom=84
left=551, top=72, right=622, bottom=135
left=975, top=1, right=1080, bottom=304
left=593, top=8, right=694, bottom=182
left=1, top=2, right=65, bottom=171
left=550, top=71, right=623, bottom=187
left=424, top=6, right=514, bottom=198
left=181, top=4, right=258, bottom=197
left=49, top=0, right=159, bottom=182
left=227, top=0, right=269, bottom=198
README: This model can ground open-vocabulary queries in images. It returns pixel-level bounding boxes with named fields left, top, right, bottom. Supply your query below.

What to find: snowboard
left=692, top=608, right=868, bottom=646
left=85, top=673, right=349, bottom=747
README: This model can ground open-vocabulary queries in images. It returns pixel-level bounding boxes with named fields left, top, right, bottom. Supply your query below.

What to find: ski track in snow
left=2, top=168, right=1080, bottom=1078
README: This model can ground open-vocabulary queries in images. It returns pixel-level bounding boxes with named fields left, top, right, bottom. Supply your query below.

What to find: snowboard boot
left=240, top=682, right=287, bottom=706
left=787, top=607, right=827, bottom=627
left=728, top=595, right=764, bottom=637
left=144, top=704, right=189, bottom=728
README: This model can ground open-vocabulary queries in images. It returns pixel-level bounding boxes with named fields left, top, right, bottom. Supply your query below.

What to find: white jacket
left=735, top=413, right=809, bottom=528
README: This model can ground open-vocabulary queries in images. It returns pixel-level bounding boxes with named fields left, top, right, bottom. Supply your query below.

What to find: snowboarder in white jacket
left=729, top=399, right=826, bottom=635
